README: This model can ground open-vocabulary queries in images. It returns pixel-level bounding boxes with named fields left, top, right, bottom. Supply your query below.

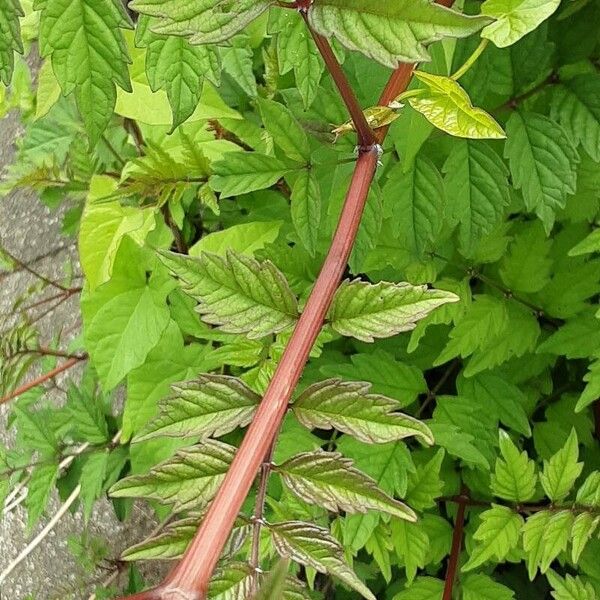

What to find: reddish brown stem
left=443, top=492, right=468, bottom=600
left=0, top=355, right=87, bottom=405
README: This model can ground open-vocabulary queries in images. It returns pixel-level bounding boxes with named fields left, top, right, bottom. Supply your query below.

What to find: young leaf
left=134, top=374, right=260, bottom=442
left=383, top=156, right=445, bottom=257
left=109, top=440, right=235, bottom=512
left=268, top=521, right=376, bottom=600
left=408, top=72, right=505, bottom=139
left=546, top=570, right=597, bottom=600
left=25, top=464, right=59, bottom=529
left=505, top=112, right=579, bottom=233
left=576, top=471, right=600, bottom=506
left=523, top=510, right=552, bottom=580
left=66, top=384, right=109, bottom=444
left=394, top=577, right=444, bottom=600
left=211, top=152, right=295, bottom=198
left=405, top=449, right=445, bottom=511
left=462, top=573, right=515, bottom=600
left=129, top=0, right=274, bottom=45
left=136, top=15, right=220, bottom=132
left=159, top=249, right=298, bottom=339
left=481, top=0, right=561, bottom=47
left=443, top=139, right=510, bottom=253
left=390, top=519, right=430, bottom=584
left=570, top=512, right=599, bottom=563
left=290, top=169, right=321, bottom=257
left=0, top=0, right=23, bottom=86
left=491, top=430, right=537, bottom=502
left=550, top=74, right=600, bottom=162
left=293, top=379, right=434, bottom=446
left=308, top=0, right=490, bottom=67
left=539, top=510, right=574, bottom=573
left=463, top=505, right=523, bottom=571
left=37, top=0, right=133, bottom=143
left=539, top=429, right=583, bottom=502
left=276, top=451, right=417, bottom=521
left=327, top=279, right=458, bottom=342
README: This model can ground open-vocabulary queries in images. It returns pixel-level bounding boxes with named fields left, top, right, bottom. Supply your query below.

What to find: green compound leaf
left=293, top=379, right=434, bottom=446
left=546, top=570, right=597, bottom=600
left=276, top=450, right=417, bottom=521
left=159, top=249, right=299, bottom=339
left=308, top=0, right=490, bottom=67
left=491, top=430, right=537, bottom=502
left=505, top=111, right=579, bottom=233
left=129, top=0, right=274, bottom=45
left=443, top=139, right=511, bottom=253
left=134, top=374, right=260, bottom=442
left=409, top=72, right=506, bottom=139
left=109, top=440, right=234, bottom=512
left=0, top=0, right=23, bottom=86
left=36, top=0, right=133, bottom=143
left=211, top=152, right=295, bottom=198
left=268, top=520, right=376, bottom=600
left=539, top=429, right=583, bottom=502
left=462, top=573, right=515, bottom=600
left=327, top=279, right=458, bottom=342
left=135, top=15, right=220, bottom=132
left=551, top=74, right=600, bottom=162
left=481, top=0, right=561, bottom=47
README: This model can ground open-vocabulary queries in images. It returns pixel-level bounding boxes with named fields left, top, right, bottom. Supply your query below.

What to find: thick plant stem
left=442, top=491, right=468, bottom=600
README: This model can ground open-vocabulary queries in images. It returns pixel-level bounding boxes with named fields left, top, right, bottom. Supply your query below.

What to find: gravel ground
left=0, top=107, right=162, bottom=598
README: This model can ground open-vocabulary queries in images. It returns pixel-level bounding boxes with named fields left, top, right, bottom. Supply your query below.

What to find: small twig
left=0, top=355, right=87, bottom=405
left=418, top=360, right=460, bottom=417
left=0, top=484, right=82, bottom=585
left=0, top=244, right=72, bottom=284
left=101, top=134, right=127, bottom=168
left=161, top=204, right=189, bottom=255
left=0, top=247, right=69, bottom=292
left=442, top=489, right=468, bottom=600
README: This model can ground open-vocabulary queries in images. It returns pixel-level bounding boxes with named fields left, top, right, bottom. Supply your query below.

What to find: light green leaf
left=159, top=249, right=298, bottom=339
left=443, top=139, right=510, bottom=253
left=390, top=519, right=429, bottom=584
left=190, top=221, right=283, bottom=258
left=539, top=510, right=574, bottom=573
left=0, top=0, right=24, bottom=86
left=37, top=0, right=133, bottom=143
left=551, top=74, right=600, bottom=162
left=290, top=169, right=321, bottom=257
left=576, top=471, right=600, bottom=506
left=66, top=384, right=109, bottom=444
left=405, top=449, right=445, bottom=511
left=221, top=44, right=256, bottom=98
left=136, top=15, right=220, bottom=132
left=293, top=379, right=434, bottom=446
left=523, top=510, right=552, bottom=580
left=130, top=0, right=274, bottom=45
left=383, top=156, right=445, bottom=257
left=393, top=577, right=444, bottom=600
left=546, top=570, right=597, bottom=600
left=491, top=430, right=537, bottom=502
left=276, top=451, right=416, bottom=521
left=481, top=0, right=561, bottom=47
left=134, top=374, right=260, bottom=442
left=258, top=97, right=310, bottom=163
left=327, top=279, right=458, bottom=343
left=463, top=505, right=523, bottom=571
left=427, top=422, right=489, bottom=469
left=109, top=440, right=234, bottom=512
left=208, top=562, right=253, bottom=600
left=409, top=72, right=505, bottom=139
left=569, top=228, right=600, bottom=257
left=13, top=406, right=58, bottom=457
left=79, top=450, right=109, bottom=522
left=34, top=57, right=62, bottom=119
left=571, top=512, right=599, bottom=563
left=268, top=521, right=376, bottom=600
left=211, top=152, right=294, bottom=198
left=505, top=112, right=579, bottom=233
left=462, top=573, right=515, bottom=600
left=308, top=0, right=490, bottom=67
left=26, top=464, right=59, bottom=529
left=540, top=429, right=583, bottom=502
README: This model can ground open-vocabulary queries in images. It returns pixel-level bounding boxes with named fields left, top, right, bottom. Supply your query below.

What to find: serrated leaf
left=79, top=450, right=109, bottom=522
left=551, top=74, right=600, bottom=162
left=546, top=570, right=597, bottom=600
left=383, top=156, right=445, bottom=257
left=481, top=0, right=561, bottom=47
left=66, top=384, right=109, bottom=444
left=523, top=510, right=552, bottom=580
left=135, top=374, right=259, bottom=442
left=427, top=422, right=489, bottom=469
left=576, top=472, right=600, bottom=506
left=268, top=520, right=376, bottom=600
left=308, top=0, right=490, bottom=67
left=211, top=151, right=294, bottom=198
left=208, top=562, right=254, bottom=600
left=277, top=450, right=416, bottom=521
left=505, top=112, right=579, bottom=233
left=409, top=72, right=505, bottom=139
left=390, top=519, right=429, bottom=584
left=491, top=430, right=537, bottom=502
left=293, top=379, right=434, bottom=445
left=463, top=505, right=523, bottom=571
left=405, top=449, right=445, bottom=511
left=25, top=464, right=59, bottom=529
left=462, top=573, right=515, bottom=600
left=109, top=440, right=234, bottom=512
left=136, top=15, right=220, bottom=132
left=327, top=279, right=458, bottom=343
left=221, top=44, right=256, bottom=99
left=159, top=249, right=298, bottom=339
left=443, top=139, right=510, bottom=253
left=0, top=0, right=23, bottom=86
left=539, top=510, right=574, bottom=573
left=571, top=512, right=599, bottom=563
left=36, top=0, right=133, bottom=143
left=290, top=169, right=321, bottom=257
left=540, top=429, right=583, bottom=502
left=393, top=577, right=444, bottom=600
left=130, top=0, right=274, bottom=45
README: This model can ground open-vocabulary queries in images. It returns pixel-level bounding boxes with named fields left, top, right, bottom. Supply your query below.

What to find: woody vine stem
left=120, top=1, right=453, bottom=598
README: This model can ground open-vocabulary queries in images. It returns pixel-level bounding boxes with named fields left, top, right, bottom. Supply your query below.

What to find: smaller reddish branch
left=442, top=491, right=468, bottom=600
left=0, top=355, right=87, bottom=405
